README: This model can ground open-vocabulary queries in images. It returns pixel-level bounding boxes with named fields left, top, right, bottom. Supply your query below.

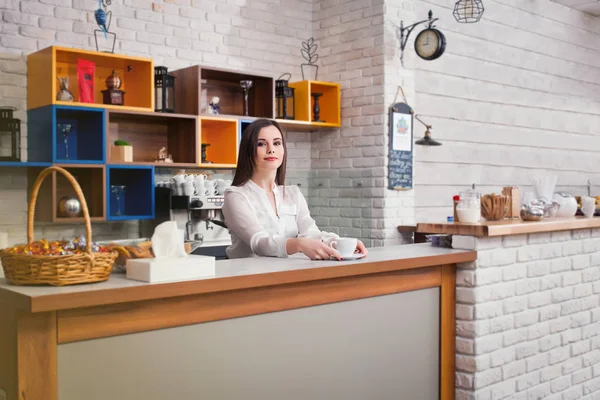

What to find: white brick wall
left=413, top=0, right=600, bottom=223
left=2, top=0, right=600, bottom=248
left=0, top=0, right=312, bottom=246
left=453, top=229, right=600, bottom=399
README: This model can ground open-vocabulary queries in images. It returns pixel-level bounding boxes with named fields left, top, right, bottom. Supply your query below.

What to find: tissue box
left=125, top=255, right=216, bottom=283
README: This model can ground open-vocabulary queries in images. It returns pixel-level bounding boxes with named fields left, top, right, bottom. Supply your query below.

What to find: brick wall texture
left=0, top=0, right=418, bottom=249
left=2, top=0, right=600, bottom=249
left=452, top=230, right=600, bottom=400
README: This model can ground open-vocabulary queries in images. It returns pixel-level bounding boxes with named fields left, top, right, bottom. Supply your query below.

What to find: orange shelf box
left=288, top=80, right=341, bottom=127
left=199, top=117, right=238, bottom=168
left=28, top=46, right=154, bottom=112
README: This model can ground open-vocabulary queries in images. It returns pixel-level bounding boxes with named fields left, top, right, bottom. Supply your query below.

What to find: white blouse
left=222, top=180, right=339, bottom=259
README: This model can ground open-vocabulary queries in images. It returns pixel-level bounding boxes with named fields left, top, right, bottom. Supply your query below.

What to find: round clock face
left=414, top=28, right=446, bottom=61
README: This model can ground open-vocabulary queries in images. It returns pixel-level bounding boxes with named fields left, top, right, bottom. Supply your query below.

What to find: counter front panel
left=58, top=288, right=440, bottom=400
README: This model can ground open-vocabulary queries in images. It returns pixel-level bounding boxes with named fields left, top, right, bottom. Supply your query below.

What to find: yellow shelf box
left=28, top=46, right=154, bottom=112
left=288, top=80, right=341, bottom=127
left=199, top=117, right=238, bottom=168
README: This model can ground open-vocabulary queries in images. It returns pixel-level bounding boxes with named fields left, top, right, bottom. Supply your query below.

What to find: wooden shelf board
left=55, top=101, right=152, bottom=113
left=199, top=113, right=258, bottom=121
left=0, top=162, right=51, bottom=167
left=55, top=217, right=106, bottom=223
left=108, top=109, right=198, bottom=120
left=198, top=163, right=236, bottom=169
left=276, top=119, right=340, bottom=131
left=114, top=162, right=197, bottom=168
left=416, top=217, right=600, bottom=237
left=53, top=46, right=153, bottom=63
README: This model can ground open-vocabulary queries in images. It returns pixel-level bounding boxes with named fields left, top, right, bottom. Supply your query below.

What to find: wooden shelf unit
left=107, top=109, right=198, bottom=166
left=28, top=164, right=106, bottom=222
left=171, top=65, right=274, bottom=118
left=199, top=116, right=238, bottom=168
left=27, top=46, right=154, bottom=112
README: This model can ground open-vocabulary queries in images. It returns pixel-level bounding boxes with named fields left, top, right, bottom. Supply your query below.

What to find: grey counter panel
left=58, top=288, right=440, bottom=400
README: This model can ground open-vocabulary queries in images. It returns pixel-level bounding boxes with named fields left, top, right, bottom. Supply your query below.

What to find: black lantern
left=0, top=106, right=20, bottom=161
left=154, top=66, right=176, bottom=113
left=275, top=73, right=295, bottom=120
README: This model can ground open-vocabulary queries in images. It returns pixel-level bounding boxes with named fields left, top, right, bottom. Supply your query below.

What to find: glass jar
left=456, top=189, right=481, bottom=223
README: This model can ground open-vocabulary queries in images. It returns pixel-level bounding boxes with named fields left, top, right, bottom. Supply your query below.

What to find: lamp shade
left=415, top=135, right=441, bottom=146
left=453, top=0, right=484, bottom=23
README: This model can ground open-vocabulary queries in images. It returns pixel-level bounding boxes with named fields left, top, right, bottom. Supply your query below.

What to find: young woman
left=222, top=119, right=368, bottom=260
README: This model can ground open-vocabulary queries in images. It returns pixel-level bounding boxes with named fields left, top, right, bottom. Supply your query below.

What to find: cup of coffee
left=330, top=237, right=358, bottom=258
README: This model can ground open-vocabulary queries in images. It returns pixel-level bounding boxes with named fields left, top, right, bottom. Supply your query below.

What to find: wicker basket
left=0, top=166, right=118, bottom=286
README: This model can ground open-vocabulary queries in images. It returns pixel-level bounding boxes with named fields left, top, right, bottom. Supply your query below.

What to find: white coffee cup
left=330, top=237, right=358, bottom=257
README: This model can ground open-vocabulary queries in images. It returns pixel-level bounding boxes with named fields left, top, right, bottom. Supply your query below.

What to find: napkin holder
left=126, top=254, right=216, bottom=283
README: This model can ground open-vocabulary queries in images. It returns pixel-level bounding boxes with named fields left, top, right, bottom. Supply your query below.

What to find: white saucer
left=339, top=253, right=366, bottom=261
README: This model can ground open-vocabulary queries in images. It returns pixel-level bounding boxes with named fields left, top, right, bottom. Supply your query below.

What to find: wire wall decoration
left=453, top=0, right=485, bottom=23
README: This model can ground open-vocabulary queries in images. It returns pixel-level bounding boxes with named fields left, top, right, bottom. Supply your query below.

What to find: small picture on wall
left=392, top=112, right=412, bottom=152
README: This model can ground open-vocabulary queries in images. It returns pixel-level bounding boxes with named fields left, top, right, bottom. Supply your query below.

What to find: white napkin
left=151, top=221, right=188, bottom=259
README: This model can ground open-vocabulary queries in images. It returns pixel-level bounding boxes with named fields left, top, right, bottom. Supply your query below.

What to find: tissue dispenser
left=126, top=254, right=216, bottom=283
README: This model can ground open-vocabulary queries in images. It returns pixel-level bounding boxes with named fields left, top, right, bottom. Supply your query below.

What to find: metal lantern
left=154, top=66, right=176, bottom=113
left=453, top=0, right=484, bottom=23
left=0, top=106, right=20, bottom=161
left=275, top=73, right=295, bottom=120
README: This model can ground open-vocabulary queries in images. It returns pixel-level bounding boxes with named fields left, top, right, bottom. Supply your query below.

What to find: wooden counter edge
left=12, top=251, right=476, bottom=313
left=57, top=265, right=447, bottom=344
left=417, top=217, right=600, bottom=237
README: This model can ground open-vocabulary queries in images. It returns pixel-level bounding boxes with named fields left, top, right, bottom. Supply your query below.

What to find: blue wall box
left=107, top=165, right=155, bottom=221
left=28, top=105, right=106, bottom=164
left=239, top=119, right=253, bottom=143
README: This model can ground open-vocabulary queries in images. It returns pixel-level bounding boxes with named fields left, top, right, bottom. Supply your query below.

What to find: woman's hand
left=287, top=238, right=342, bottom=260
left=356, top=240, right=368, bottom=255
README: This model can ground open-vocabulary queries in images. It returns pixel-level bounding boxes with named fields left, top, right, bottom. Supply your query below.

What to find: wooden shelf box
left=107, top=165, right=154, bottom=221
left=199, top=117, right=238, bottom=168
left=171, top=65, right=274, bottom=118
left=288, top=80, right=341, bottom=127
left=27, top=46, right=154, bottom=112
left=107, top=110, right=198, bottom=167
left=28, top=105, right=106, bottom=164
left=28, top=165, right=106, bottom=222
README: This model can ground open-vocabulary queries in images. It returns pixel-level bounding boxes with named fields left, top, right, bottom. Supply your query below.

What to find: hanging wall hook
left=399, top=10, right=438, bottom=68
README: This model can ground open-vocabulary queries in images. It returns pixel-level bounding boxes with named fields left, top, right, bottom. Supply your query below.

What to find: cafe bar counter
left=417, top=218, right=600, bottom=400
left=0, top=244, right=475, bottom=400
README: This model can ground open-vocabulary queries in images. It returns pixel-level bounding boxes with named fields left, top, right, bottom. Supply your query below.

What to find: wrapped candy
left=5, top=237, right=111, bottom=256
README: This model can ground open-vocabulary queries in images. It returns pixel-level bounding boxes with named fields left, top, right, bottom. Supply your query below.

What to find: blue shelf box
left=107, top=165, right=155, bottom=221
left=28, top=105, right=106, bottom=164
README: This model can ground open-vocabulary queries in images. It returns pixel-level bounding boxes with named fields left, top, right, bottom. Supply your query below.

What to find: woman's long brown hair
left=231, top=119, right=287, bottom=187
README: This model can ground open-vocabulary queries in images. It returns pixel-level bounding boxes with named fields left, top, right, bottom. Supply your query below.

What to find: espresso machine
left=142, top=188, right=231, bottom=259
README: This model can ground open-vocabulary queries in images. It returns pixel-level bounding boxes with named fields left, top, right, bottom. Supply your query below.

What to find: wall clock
left=414, top=27, right=446, bottom=61
left=399, top=10, right=446, bottom=67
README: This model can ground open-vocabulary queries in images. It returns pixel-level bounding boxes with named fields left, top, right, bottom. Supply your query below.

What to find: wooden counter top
left=0, top=243, right=476, bottom=313
left=0, top=243, right=471, bottom=400
left=417, top=216, right=600, bottom=237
